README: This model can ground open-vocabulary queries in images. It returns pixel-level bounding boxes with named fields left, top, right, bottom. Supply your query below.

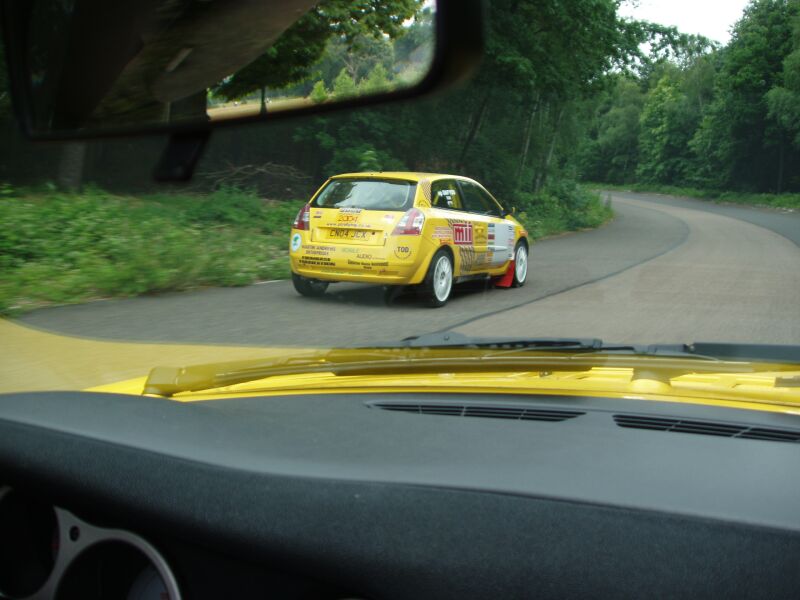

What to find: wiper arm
left=378, top=332, right=605, bottom=350
left=143, top=346, right=760, bottom=398
left=376, top=333, right=798, bottom=363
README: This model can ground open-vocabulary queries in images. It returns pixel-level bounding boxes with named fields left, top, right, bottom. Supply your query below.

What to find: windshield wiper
left=375, top=333, right=800, bottom=363
left=376, top=332, right=607, bottom=350
left=143, top=345, right=763, bottom=398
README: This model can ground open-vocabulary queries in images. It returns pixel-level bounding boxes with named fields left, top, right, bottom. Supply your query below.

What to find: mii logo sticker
left=453, top=223, right=473, bottom=245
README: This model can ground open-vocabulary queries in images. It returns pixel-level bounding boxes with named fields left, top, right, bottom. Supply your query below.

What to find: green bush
left=513, top=182, right=613, bottom=240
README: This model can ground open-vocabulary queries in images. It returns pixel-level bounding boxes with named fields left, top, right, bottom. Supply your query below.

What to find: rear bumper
left=289, top=230, right=435, bottom=285
left=292, top=265, right=419, bottom=284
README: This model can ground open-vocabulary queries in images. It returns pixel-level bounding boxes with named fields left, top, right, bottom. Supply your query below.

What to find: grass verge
left=0, top=187, right=303, bottom=315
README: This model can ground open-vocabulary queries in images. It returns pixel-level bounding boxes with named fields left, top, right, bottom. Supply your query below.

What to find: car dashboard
left=0, top=390, right=799, bottom=599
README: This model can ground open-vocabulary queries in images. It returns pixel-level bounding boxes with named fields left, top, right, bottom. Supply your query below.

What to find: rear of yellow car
left=289, top=173, right=527, bottom=306
left=289, top=174, right=442, bottom=299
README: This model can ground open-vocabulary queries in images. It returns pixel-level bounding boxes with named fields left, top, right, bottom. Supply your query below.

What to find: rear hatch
left=309, top=178, right=417, bottom=247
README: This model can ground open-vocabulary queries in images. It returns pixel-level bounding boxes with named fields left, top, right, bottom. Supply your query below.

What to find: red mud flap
left=493, top=260, right=515, bottom=288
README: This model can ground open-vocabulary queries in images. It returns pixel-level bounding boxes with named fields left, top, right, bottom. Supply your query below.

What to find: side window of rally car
left=431, top=180, right=463, bottom=210
left=459, top=181, right=501, bottom=216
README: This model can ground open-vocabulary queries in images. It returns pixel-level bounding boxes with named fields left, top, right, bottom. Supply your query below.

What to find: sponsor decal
left=458, top=246, right=477, bottom=271
left=356, top=253, right=373, bottom=259
left=290, top=233, right=302, bottom=252
left=348, top=259, right=390, bottom=268
left=341, top=247, right=361, bottom=254
left=338, top=207, right=362, bottom=213
left=432, top=226, right=452, bottom=240
left=394, top=245, right=412, bottom=260
left=453, top=223, right=473, bottom=245
left=383, top=214, right=396, bottom=224
left=488, top=223, right=496, bottom=241
left=299, top=256, right=333, bottom=266
left=326, top=222, right=370, bottom=229
left=312, top=210, right=323, bottom=219
left=337, top=212, right=360, bottom=223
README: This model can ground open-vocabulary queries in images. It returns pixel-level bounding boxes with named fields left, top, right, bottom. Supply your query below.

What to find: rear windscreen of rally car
left=312, top=179, right=417, bottom=211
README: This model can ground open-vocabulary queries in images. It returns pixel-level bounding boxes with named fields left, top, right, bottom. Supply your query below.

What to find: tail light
left=392, top=208, right=425, bottom=235
left=293, top=204, right=310, bottom=230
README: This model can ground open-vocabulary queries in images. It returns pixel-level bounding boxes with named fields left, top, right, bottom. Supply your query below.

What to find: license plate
left=328, top=229, right=371, bottom=241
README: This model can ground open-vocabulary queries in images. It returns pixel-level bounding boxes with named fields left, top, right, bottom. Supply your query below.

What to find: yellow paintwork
left=87, top=354, right=800, bottom=415
left=0, top=318, right=306, bottom=393
left=5, top=314, right=799, bottom=418
left=289, top=172, right=528, bottom=285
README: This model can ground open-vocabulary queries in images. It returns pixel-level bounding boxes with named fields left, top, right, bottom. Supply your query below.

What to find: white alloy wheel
left=433, top=254, right=453, bottom=302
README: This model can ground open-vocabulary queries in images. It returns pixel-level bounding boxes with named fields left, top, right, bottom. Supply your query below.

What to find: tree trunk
left=56, top=142, right=88, bottom=190
left=457, top=90, right=492, bottom=170
left=534, top=104, right=565, bottom=193
left=516, top=93, right=540, bottom=185
left=777, top=138, right=785, bottom=194
left=260, top=87, right=267, bottom=114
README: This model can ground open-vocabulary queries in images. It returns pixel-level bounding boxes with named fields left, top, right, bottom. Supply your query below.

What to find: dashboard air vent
left=613, top=415, right=800, bottom=443
left=373, top=403, right=584, bottom=422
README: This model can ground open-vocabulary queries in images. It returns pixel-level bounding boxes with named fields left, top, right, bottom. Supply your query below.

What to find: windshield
left=1, top=0, right=799, bottom=401
left=312, top=179, right=417, bottom=211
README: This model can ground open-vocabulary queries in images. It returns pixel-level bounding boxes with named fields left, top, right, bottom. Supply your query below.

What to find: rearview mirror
left=0, top=0, right=483, bottom=140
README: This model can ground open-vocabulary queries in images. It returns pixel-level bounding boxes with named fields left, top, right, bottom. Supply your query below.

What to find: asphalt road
left=17, top=193, right=800, bottom=347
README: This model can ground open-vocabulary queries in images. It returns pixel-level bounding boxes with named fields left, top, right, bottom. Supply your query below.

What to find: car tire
left=420, top=249, right=454, bottom=308
left=292, top=273, right=329, bottom=297
left=511, top=241, right=528, bottom=288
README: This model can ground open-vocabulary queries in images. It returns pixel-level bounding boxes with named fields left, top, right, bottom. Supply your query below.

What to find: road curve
left=457, top=196, right=800, bottom=344
left=15, top=193, right=800, bottom=347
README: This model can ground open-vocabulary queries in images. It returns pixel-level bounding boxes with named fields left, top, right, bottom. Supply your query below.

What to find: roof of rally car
left=330, top=172, right=479, bottom=183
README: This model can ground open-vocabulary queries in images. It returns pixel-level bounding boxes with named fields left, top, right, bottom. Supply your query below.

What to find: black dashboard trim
left=1, top=391, right=799, bottom=598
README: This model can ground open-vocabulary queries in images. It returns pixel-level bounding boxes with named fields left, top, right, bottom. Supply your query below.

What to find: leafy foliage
left=213, top=0, right=422, bottom=101
left=577, top=0, right=800, bottom=194
left=0, top=189, right=303, bottom=314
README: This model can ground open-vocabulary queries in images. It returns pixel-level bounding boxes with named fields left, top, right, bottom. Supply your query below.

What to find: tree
left=360, top=63, right=391, bottom=94
left=310, top=81, right=329, bottom=104
left=214, top=0, right=421, bottom=102
left=765, top=5, right=800, bottom=190
left=576, top=76, right=644, bottom=183
left=332, top=69, right=357, bottom=98
left=690, top=0, right=800, bottom=191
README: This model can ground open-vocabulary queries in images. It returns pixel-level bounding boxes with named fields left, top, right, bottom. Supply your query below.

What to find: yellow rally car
left=289, top=172, right=529, bottom=306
